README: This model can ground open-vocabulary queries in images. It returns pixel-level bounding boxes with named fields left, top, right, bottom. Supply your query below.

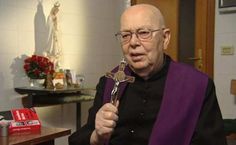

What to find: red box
left=0, top=108, right=41, bottom=133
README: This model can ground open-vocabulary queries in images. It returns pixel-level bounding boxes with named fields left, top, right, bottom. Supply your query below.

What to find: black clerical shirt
left=69, top=55, right=227, bottom=145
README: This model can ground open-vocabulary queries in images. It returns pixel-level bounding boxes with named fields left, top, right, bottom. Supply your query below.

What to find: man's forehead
left=120, top=14, right=159, bottom=30
left=120, top=25, right=154, bottom=31
left=122, top=7, right=155, bottom=20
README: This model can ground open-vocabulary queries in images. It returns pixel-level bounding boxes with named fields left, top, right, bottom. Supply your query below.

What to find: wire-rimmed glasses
left=115, top=28, right=163, bottom=44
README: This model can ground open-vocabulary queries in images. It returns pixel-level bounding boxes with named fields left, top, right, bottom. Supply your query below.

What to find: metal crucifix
left=105, top=59, right=135, bottom=105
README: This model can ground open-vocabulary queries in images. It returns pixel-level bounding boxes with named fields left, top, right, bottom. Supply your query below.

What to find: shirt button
left=139, top=112, right=144, bottom=120
left=130, top=129, right=134, bottom=134
left=142, top=99, right=147, bottom=103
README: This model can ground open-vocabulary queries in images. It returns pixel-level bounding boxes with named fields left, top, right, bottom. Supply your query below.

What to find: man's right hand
left=90, top=102, right=119, bottom=145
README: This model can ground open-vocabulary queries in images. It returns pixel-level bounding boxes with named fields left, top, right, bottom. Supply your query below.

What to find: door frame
left=195, top=0, right=215, bottom=78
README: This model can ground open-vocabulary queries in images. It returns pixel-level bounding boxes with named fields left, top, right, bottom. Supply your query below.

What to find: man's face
left=120, top=10, right=168, bottom=73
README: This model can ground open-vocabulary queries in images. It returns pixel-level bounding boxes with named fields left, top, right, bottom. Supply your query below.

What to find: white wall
left=214, top=3, right=236, bottom=118
left=0, top=0, right=128, bottom=145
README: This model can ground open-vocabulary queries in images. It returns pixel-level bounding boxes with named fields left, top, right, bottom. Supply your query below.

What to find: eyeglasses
left=115, top=28, right=163, bottom=44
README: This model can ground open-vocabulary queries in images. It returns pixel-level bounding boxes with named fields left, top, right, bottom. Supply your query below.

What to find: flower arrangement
left=23, top=55, right=55, bottom=79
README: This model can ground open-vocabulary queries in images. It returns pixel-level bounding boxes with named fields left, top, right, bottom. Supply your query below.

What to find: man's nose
left=129, top=33, right=140, bottom=45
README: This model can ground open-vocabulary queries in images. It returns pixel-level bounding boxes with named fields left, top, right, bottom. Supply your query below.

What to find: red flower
left=23, top=64, right=30, bottom=72
left=39, top=62, right=45, bottom=68
left=23, top=55, right=55, bottom=79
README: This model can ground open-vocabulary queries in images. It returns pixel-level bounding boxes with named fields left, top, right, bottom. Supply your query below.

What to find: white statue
left=44, top=1, right=62, bottom=71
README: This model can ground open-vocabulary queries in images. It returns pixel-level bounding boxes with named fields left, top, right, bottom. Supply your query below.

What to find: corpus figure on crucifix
left=105, top=59, right=135, bottom=104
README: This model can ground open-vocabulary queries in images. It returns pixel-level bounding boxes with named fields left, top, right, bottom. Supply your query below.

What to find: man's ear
left=163, top=28, right=171, bottom=50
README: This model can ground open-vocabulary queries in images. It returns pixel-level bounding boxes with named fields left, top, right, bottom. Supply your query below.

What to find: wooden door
left=131, top=0, right=215, bottom=78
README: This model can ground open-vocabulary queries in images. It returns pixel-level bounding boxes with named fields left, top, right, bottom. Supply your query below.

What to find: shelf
left=15, top=86, right=93, bottom=94
left=15, top=87, right=95, bottom=107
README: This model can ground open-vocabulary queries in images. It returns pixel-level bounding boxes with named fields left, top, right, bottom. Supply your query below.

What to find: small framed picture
left=219, top=0, right=236, bottom=12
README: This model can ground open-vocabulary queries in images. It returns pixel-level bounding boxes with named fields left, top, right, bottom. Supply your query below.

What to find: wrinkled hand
left=94, top=102, right=119, bottom=143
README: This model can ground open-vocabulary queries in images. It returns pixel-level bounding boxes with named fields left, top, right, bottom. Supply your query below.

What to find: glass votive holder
left=0, top=122, right=10, bottom=137
left=76, top=74, right=85, bottom=88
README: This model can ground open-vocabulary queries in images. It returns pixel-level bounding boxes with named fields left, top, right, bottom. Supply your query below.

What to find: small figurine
left=45, top=74, right=54, bottom=89
left=65, top=69, right=73, bottom=87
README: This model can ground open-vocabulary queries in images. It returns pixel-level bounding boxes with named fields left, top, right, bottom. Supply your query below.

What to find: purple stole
left=103, top=61, right=208, bottom=145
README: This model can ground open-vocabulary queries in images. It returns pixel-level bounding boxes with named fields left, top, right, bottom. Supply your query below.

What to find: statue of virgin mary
left=44, top=1, right=62, bottom=71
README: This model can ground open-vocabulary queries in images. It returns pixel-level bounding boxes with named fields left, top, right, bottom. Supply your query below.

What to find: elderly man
left=69, top=4, right=227, bottom=145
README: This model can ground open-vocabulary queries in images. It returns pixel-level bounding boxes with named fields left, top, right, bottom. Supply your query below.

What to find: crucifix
left=105, top=59, right=135, bottom=105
